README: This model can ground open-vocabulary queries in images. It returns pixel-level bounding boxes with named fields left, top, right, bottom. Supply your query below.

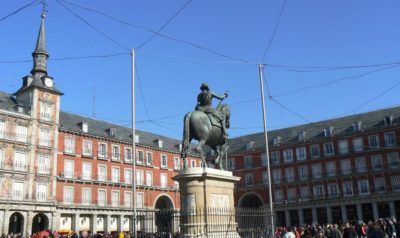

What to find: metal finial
left=41, top=0, right=47, bottom=18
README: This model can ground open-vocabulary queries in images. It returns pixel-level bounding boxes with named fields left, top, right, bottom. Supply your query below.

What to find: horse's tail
left=181, top=112, right=191, bottom=160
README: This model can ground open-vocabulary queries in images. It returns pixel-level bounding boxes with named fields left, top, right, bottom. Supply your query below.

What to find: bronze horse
left=181, top=104, right=230, bottom=170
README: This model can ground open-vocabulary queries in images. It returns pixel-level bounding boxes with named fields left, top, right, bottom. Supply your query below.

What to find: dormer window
left=246, top=141, right=255, bottom=150
left=81, top=122, right=88, bottom=133
left=178, top=144, right=183, bottom=152
left=384, top=116, right=394, bottom=126
left=108, top=128, right=117, bottom=137
left=298, top=131, right=306, bottom=141
left=273, top=137, right=281, bottom=146
left=134, top=135, right=139, bottom=143
left=157, top=139, right=163, bottom=148
left=324, top=127, right=334, bottom=137
left=352, top=121, right=362, bottom=132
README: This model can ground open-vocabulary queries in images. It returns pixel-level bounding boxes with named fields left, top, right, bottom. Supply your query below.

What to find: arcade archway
left=238, top=193, right=264, bottom=208
left=8, top=212, right=24, bottom=235
left=31, top=213, right=49, bottom=235
left=154, top=195, right=174, bottom=236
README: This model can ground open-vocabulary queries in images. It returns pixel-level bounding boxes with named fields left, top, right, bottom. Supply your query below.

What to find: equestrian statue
left=181, top=83, right=231, bottom=170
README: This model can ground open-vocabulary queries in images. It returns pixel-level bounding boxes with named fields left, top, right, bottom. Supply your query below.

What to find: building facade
left=229, top=107, right=400, bottom=227
left=0, top=14, right=199, bottom=236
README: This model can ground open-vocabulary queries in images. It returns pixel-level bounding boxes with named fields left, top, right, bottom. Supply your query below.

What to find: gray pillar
left=389, top=201, right=396, bottom=218
left=53, top=213, right=61, bottom=232
left=356, top=203, right=363, bottom=221
left=92, top=214, right=97, bottom=235
left=341, top=205, right=347, bottom=223
left=298, top=209, right=304, bottom=226
left=326, top=207, right=333, bottom=224
left=312, top=208, right=318, bottom=224
left=285, top=210, right=291, bottom=227
left=105, top=214, right=111, bottom=234
left=372, top=202, right=379, bottom=220
left=0, top=210, right=5, bottom=235
left=3, top=210, right=10, bottom=234
left=74, top=213, right=80, bottom=233
left=26, top=212, right=35, bottom=236
left=118, top=215, right=123, bottom=232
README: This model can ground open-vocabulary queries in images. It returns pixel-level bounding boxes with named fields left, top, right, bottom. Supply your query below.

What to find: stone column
left=53, top=213, right=61, bottom=232
left=341, top=205, right=347, bottom=223
left=285, top=210, right=291, bottom=227
left=105, top=214, right=111, bottom=234
left=118, top=215, right=123, bottom=232
left=92, top=214, right=97, bottom=235
left=389, top=201, right=396, bottom=218
left=326, top=207, right=333, bottom=224
left=298, top=209, right=304, bottom=226
left=372, top=202, right=379, bottom=220
left=0, top=210, right=5, bottom=235
left=356, top=203, right=363, bottom=221
left=3, top=210, right=10, bottom=235
left=74, top=213, right=80, bottom=233
left=26, top=211, right=35, bottom=236
left=312, top=208, right=318, bottom=224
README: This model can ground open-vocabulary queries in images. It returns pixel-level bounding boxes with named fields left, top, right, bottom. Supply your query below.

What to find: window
left=368, top=135, right=380, bottom=148
left=82, top=162, right=92, bottom=180
left=244, top=155, right=253, bottom=169
left=136, top=192, right=144, bottom=208
left=352, top=138, right=364, bottom=152
left=36, top=183, right=47, bottom=201
left=274, top=189, right=283, bottom=203
left=228, top=158, right=235, bottom=170
left=124, top=192, right=132, bottom=208
left=285, top=168, right=294, bottom=182
left=388, top=152, right=400, bottom=168
left=124, top=169, right=132, bottom=184
left=287, top=188, right=296, bottom=202
left=136, top=150, right=144, bottom=164
left=37, top=154, right=50, bottom=174
left=112, top=167, right=120, bottom=183
left=338, top=140, right=348, bottom=154
left=326, top=161, right=337, bottom=177
left=98, top=143, right=107, bottom=159
left=111, top=190, right=119, bottom=207
left=310, top=144, right=320, bottom=158
left=161, top=154, right=168, bottom=168
left=98, top=165, right=107, bottom=182
left=358, top=180, right=370, bottom=195
left=64, top=137, right=75, bottom=154
left=262, top=171, right=269, bottom=185
left=40, top=102, right=52, bottom=121
left=146, top=171, right=153, bottom=186
left=136, top=170, right=144, bottom=185
left=384, top=132, right=396, bottom=146
left=39, top=129, right=51, bottom=147
left=298, top=166, right=308, bottom=181
left=271, top=151, right=280, bottom=164
left=261, top=153, right=267, bottom=166
left=16, top=125, right=28, bottom=143
left=300, top=186, right=310, bottom=200
left=174, top=157, right=180, bottom=170
left=98, top=190, right=106, bottom=206
left=296, top=147, right=307, bottom=161
left=374, top=177, right=386, bottom=193
left=340, top=160, right=352, bottom=175
left=0, top=120, right=4, bottom=138
left=146, top=152, right=153, bottom=165
left=13, top=182, right=24, bottom=200
left=82, top=188, right=91, bottom=205
left=81, top=123, right=88, bottom=133
left=323, top=142, right=334, bottom=156
left=391, top=176, right=400, bottom=191
left=124, top=147, right=132, bottom=162
left=355, top=157, right=367, bottom=173
left=14, top=151, right=26, bottom=171
left=328, top=183, right=339, bottom=198
left=82, top=140, right=92, bottom=156
left=342, top=181, right=353, bottom=197
left=283, top=149, right=293, bottom=163
left=371, top=155, right=383, bottom=171
left=64, top=160, right=74, bottom=178
left=63, top=186, right=73, bottom=204
left=191, top=160, right=196, bottom=168
left=313, top=185, right=324, bottom=199
left=160, top=173, right=167, bottom=188
left=0, top=147, right=3, bottom=169
left=112, top=145, right=120, bottom=160
left=245, top=173, right=253, bottom=187
left=272, top=169, right=281, bottom=184
left=311, top=163, right=322, bottom=179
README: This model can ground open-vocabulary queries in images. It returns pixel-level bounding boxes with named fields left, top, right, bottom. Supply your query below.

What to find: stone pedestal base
left=174, top=167, right=241, bottom=238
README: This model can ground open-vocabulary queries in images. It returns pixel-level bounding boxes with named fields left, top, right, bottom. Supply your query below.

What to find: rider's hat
left=200, top=83, right=209, bottom=91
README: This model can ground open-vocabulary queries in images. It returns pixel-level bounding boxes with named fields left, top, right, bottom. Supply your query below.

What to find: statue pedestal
left=174, top=167, right=241, bottom=238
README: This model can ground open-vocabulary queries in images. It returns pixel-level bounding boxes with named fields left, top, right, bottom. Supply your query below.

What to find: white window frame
left=388, top=152, right=400, bottom=169
left=0, top=120, right=5, bottom=139
left=173, top=157, right=180, bottom=170
left=340, top=159, right=352, bottom=175
left=262, top=171, right=269, bottom=185
left=124, top=147, right=132, bottom=163
left=111, top=190, right=119, bottom=207
left=98, top=164, right=107, bottom=182
left=326, top=161, right=337, bottom=177
left=338, top=140, right=348, bottom=154
left=136, top=150, right=144, bottom=164
left=310, top=144, right=320, bottom=158
left=14, top=151, right=27, bottom=171
left=124, top=168, right=132, bottom=184
left=342, top=181, right=354, bottom=197
left=64, top=160, right=74, bottom=178
left=146, top=171, right=153, bottom=186
left=374, top=177, right=386, bottom=193
left=296, top=147, right=307, bottom=161
left=244, top=155, right=253, bottom=168
left=274, top=189, right=283, bottom=203
left=111, top=167, right=120, bottom=183
left=190, top=160, right=196, bottom=168
left=63, top=186, right=74, bottom=205
left=82, top=188, right=91, bottom=206
left=82, top=162, right=92, bottom=180
left=160, top=173, right=167, bottom=188
left=82, top=140, right=93, bottom=157
left=352, top=137, right=364, bottom=152
left=371, top=154, right=383, bottom=171
left=124, top=191, right=132, bottom=208
left=146, top=152, right=153, bottom=165
left=98, top=142, right=107, bottom=159
left=313, top=185, right=324, bottom=199
left=136, top=170, right=144, bottom=186
left=328, top=183, right=339, bottom=198
left=311, top=163, right=322, bottom=178
left=16, top=125, right=28, bottom=143
left=368, top=134, right=380, bottom=148
left=36, top=182, right=47, bottom=201
left=161, top=154, right=168, bottom=168
left=111, top=145, right=120, bottom=160
left=298, top=166, right=308, bottom=181
left=272, top=169, right=281, bottom=184
left=271, top=151, right=280, bottom=164
left=323, top=142, right=334, bottom=156
left=358, top=180, right=370, bottom=195
left=355, top=157, right=367, bottom=173
left=64, top=136, right=75, bottom=154
left=39, top=128, right=51, bottom=147
left=245, top=173, right=253, bottom=187
left=98, top=189, right=107, bottom=206
left=283, top=149, right=293, bottom=163
left=285, top=167, right=294, bottom=182
left=136, top=192, right=144, bottom=208
left=384, top=132, right=396, bottom=146
left=300, top=186, right=310, bottom=200
left=40, top=102, right=52, bottom=121
left=287, top=188, right=296, bottom=202
left=37, top=154, right=50, bottom=174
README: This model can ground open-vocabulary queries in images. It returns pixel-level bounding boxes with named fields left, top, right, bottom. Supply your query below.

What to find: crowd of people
left=276, top=218, right=399, bottom=238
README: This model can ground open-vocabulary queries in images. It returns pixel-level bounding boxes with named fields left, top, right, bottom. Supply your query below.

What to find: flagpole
left=131, top=49, right=137, bottom=238
left=259, top=64, right=275, bottom=238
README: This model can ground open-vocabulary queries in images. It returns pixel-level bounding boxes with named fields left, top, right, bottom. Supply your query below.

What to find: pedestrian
left=284, top=227, right=296, bottom=238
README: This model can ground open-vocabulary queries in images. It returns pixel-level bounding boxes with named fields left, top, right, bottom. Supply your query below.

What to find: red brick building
left=228, top=108, right=400, bottom=226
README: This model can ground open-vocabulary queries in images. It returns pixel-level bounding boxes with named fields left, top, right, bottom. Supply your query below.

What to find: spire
left=31, top=2, right=49, bottom=76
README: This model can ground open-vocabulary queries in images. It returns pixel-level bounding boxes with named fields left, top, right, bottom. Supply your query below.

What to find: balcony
left=38, top=138, right=53, bottom=148
left=0, top=162, right=29, bottom=172
left=0, top=131, right=28, bottom=144
left=57, top=199, right=136, bottom=209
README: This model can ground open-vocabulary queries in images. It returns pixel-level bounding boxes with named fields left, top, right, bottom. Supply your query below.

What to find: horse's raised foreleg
left=197, top=140, right=207, bottom=168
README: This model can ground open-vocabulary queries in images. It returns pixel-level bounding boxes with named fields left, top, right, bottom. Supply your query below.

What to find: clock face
left=44, top=77, right=53, bottom=88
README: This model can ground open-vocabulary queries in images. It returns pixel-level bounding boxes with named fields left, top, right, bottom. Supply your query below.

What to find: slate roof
left=227, top=105, right=400, bottom=154
left=0, top=91, right=23, bottom=114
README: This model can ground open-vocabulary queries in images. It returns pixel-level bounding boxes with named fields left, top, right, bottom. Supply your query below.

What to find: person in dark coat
left=331, top=224, right=343, bottom=238
left=343, top=223, right=358, bottom=238
left=367, top=223, right=385, bottom=238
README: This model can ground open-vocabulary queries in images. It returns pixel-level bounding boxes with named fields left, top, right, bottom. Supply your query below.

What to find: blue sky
left=1, top=0, right=400, bottom=139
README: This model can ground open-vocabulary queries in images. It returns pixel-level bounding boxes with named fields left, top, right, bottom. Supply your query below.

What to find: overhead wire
left=0, top=0, right=40, bottom=23
left=135, top=0, right=193, bottom=50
